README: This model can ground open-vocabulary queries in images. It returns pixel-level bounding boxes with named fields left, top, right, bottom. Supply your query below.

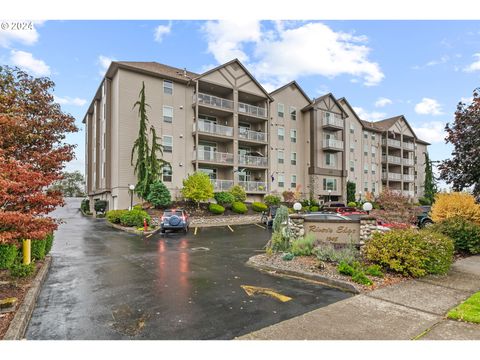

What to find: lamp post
left=128, top=184, right=135, bottom=210
left=358, top=191, right=362, bottom=203
left=328, top=189, right=332, bottom=203
left=362, top=202, right=373, bottom=215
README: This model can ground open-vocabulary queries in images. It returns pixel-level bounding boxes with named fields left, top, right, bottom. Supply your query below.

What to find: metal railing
left=238, top=181, right=267, bottom=193
left=403, top=158, right=414, bottom=166
left=403, top=142, right=415, bottom=150
left=238, top=155, right=268, bottom=167
left=382, top=155, right=402, bottom=164
left=238, top=102, right=267, bottom=118
left=323, top=139, right=344, bottom=150
left=382, top=138, right=401, bottom=148
left=195, top=120, right=234, bottom=137
left=194, top=150, right=234, bottom=164
left=238, top=127, right=267, bottom=142
left=382, top=172, right=402, bottom=181
left=197, top=92, right=233, bottom=110
left=211, top=179, right=234, bottom=191
left=403, top=174, right=414, bottom=182
left=322, top=115, right=344, bottom=128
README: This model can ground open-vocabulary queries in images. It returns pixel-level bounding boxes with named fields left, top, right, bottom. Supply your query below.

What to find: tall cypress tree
left=424, top=152, right=437, bottom=204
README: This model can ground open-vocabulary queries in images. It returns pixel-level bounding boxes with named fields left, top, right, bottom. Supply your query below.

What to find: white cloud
left=352, top=106, right=386, bottom=121
left=413, top=55, right=449, bottom=70
left=464, top=53, right=480, bottom=72
left=55, top=96, right=87, bottom=106
left=414, top=98, right=444, bottom=115
left=98, top=55, right=116, bottom=76
left=202, top=21, right=384, bottom=87
left=0, top=21, right=43, bottom=48
left=460, top=96, right=474, bottom=104
left=154, top=23, right=172, bottom=43
left=413, top=121, right=446, bottom=143
left=374, top=97, right=392, bottom=108
left=9, top=50, right=50, bottom=76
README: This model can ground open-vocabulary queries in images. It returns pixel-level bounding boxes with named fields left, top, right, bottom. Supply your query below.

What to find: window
left=290, top=129, right=297, bottom=143
left=163, top=80, right=173, bottom=95
left=291, top=152, right=297, bottom=165
left=372, top=182, right=376, bottom=194
left=350, top=142, right=355, bottom=152
left=278, top=174, right=285, bottom=188
left=277, top=103, right=284, bottom=118
left=323, top=178, right=337, bottom=191
left=371, top=133, right=376, bottom=141
left=372, top=163, right=377, bottom=175
left=364, top=182, right=368, bottom=192
left=363, top=131, right=369, bottom=139
left=290, top=106, right=297, bottom=120
left=349, top=160, right=354, bottom=172
left=162, top=165, right=172, bottom=182
left=364, top=164, right=368, bottom=174
left=350, top=123, right=355, bottom=134
left=102, top=162, right=105, bottom=178
left=325, top=153, right=336, bottom=167
left=199, top=167, right=216, bottom=180
left=163, top=135, right=173, bottom=153
left=291, top=175, right=297, bottom=188
left=371, top=146, right=376, bottom=158
left=278, top=127, right=285, bottom=141
left=163, top=105, right=173, bottom=123
left=364, top=143, right=368, bottom=156
left=277, top=150, right=284, bottom=164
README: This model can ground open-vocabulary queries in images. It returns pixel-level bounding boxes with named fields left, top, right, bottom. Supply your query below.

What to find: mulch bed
left=251, top=253, right=409, bottom=293
left=0, top=261, right=43, bottom=340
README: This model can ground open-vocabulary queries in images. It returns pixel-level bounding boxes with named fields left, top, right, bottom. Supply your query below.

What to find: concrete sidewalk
left=239, top=256, right=480, bottom=340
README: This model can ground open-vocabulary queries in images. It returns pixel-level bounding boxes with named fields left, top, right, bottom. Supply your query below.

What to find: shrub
left=272, top=205, right=289, bottom=233
left=94, top=200, right=108, bottom=213
left=229, top=185, right=247, bottom=202
left=106, top=209, right=128, bottom=224
left=45, top=233, right=54, bottom=255
left=264, top=194, right=281, bottom=207
left=418, top=197, right=432, bottom=206
left=0, top=244, right=17, bottom=269
left=290, top=234, right=315, bottom=256
left=432, top=217, right=480, bottom=254
left=181, top=172, right=214, bottom=207
left=337, top=261, right=355, bottom=276
left=365, top=264, right=384, bottom=278
left=209, top=203, right=225, bottom=215
left=10, top=261, right=35, bottom=278
left=431, top=192, right=480, bottom=225
left=352, top=271, right=373, bottom=286
left=232, top=201, right=248, bottom=214
left=372, top=189, right=420, bottom=224
left=310, top=206, right=319, bottom=212
left=282, top=252, right=294, bottom=261
left=214, top=192, right=235, bottom=206
left=347, top=202, right=357, bottom=208
left=252, top=202, right=268, bottom=212
left=364, top=228, right=454, bottom=277
left=282, top=190, right=295, bottom=204
left=270, top=231, right=290, bottom=252
left=31, top=239, right=46, bottom=260
left=302, top=206, right=310, bottom=213
left=80, top=198, right=90, bottom=213
left=120, top=209, right=151, bottom=227
left=315, top=242, right=359, bottom=265
left=147, top=180, right=172, bottom=208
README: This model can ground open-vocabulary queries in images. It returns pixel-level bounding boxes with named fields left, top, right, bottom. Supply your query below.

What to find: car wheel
left=161, top=229, right=165, bottom=234
left=422, top=219, right=434, bottom=228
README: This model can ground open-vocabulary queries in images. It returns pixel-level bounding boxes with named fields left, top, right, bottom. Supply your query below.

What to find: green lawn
left=447, top=291, right=480, bottom=324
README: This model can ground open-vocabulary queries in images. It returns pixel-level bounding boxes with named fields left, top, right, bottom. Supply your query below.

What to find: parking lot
left=26, top=199, right=351, bottom=339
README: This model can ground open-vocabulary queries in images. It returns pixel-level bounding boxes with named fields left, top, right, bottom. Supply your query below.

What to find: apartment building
left=83, top=59, right=429, bottom=211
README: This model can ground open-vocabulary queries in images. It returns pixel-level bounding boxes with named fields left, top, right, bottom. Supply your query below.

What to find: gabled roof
left=195, top=59, right=274, bottom=101
left=108, top=61, right=199, bottom=82
left=301, top=93, right=348, bottom=117
left=269, top=80, right=311, bottom=104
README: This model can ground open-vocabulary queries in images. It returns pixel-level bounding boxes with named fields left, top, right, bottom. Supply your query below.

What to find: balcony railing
left=323, top=139, right=344, bottom=150
left=238, top=180, right=267, bottom=193
left=238, top=102, right=267, bottom=118
left=238, top=127, right=267, bottom=142
left=403, top=142, right=415, bottom=151
left=197, top=93, right=233, bottom=111
left=382, top=155, right=402, bottom=165
left=382, top=138, right=401, bottom=148
left=322, top=115, right=344, bottom=129
left=382, top=172, right=402, bottom=181
left=194, top=150, right=234, bottom=164
left=404, top=190, right=415, bottom=197
left=195, top=120, right=233, bottom=137
left=403, top=174, right=415, bottom=182
left=238, top=155, right=268, bottom=167
left=403, top=158, right=414, bottom=166
left=211, top=179, right=233, bottom=191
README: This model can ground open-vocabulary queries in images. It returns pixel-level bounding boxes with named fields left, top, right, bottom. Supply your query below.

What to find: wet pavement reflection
left=26, top=199, right=351, bottom=339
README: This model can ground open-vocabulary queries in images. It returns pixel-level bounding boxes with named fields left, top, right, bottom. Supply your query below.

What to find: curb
left=104, top=220, right=159, bottom=236
left=3, top=255, right=52, bottom=340
left=246, top=258, right=360, bottom=294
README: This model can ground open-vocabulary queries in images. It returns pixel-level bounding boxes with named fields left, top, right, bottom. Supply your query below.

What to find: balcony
left=322, top=115, right=344, bottom=130
left=239, top=154, right=268, bottom=167
left=403, top=158, right=414, bottom=166
left=403, top=142, right=415, bottom=151
left=194, top=120, right=233, bottom=137
left=391, top=190, right=415, bottom=197
left=211, top=179, right=233, bottom=191
left=382, top=138, right=401, bottom=148
left=403, top=174, right=414, bottom=182
left=323, top=139, right=344, bottom=151
left=193, top=150, right=234, bottom=165
left=382, top=172, right=402, bottom=181
left=238, top=102, right=267, bottom=119
left=197, top=93, right=233, bottom=111
left=382, top=155, right=402, bottom=165
left=238, top=127, right=267, bottom=143
left=238, top=180, right=267, bottom=193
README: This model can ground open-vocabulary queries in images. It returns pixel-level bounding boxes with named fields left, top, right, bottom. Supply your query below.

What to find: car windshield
left=164, top=210, right=183, bottom=217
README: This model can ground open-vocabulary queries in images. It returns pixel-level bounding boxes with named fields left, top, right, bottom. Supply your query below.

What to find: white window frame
left=325, top=153, right=336, bottom=167
left=349, top=160, right=354, bottom=172
left=364, top=182, right=369, bottom=192
left=290, top=129, right=297, bottom=143
left=278, top=127, right=285, bottom=141
left=277, top=150, right=284, bottom=164
left=163, top=105, right=173, bottom=123
left=278, top=103, right=285, bottom=118
left=163, top=135, right=173, bottom=153
left=364, top=164, right=368, bottom=174
left=350, top=123, right=355, bottom=134
left=290, top=106, right=297, bottom=121
left=323, top=178, right=337, bottom=191
left=291, top=152, right=297, bottom=165
left=291, top=175, right=297, bottom=188
left=278, top=174, right=285, bottom=188
left=162, top=164, right=172, bottom=182
left=163, top=80, right=173, bottom=95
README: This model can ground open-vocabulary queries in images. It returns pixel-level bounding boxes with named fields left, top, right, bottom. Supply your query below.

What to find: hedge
left=252, top=202, right=268, bottom=212
left=31, top=239, right=46, bottom=260
left=0, top=244, right=17, bottom=269
left=209, top=203, right=225, bottom=215
left=120, top=209, right=151, bottom=227
left=232, top=202, right=248, bottom=214
left=106, top=209, right=128, bottom=224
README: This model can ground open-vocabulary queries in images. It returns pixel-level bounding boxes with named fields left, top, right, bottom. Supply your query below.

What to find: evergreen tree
left=424, top=152, right=437, bottom=204
left=346, top=181, right=356, bottom=204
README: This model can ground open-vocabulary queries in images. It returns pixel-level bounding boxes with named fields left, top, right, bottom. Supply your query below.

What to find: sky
left=1, top=20, right=480, bottom=185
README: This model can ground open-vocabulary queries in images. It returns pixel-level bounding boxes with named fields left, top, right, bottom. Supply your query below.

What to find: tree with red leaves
left=0, top=66, right=78, bottom=245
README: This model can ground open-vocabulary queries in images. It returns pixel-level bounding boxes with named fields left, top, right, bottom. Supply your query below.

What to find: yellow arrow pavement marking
left=227, top=225, right=234, bottom=232
left=241, top=285, right=292, bottom=302
left=254, top=223, right=266, bottom=229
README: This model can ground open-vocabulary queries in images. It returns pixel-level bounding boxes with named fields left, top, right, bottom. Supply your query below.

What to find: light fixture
left=362, top=202, right=373, bottom=214
left=293, top=202, right=302, bottom=213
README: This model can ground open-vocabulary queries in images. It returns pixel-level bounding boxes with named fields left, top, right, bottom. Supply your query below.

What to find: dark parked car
left=160, top=209, right=189, bottom=233
left=416, top=206, right=433, bottom=228
left=261, top=206, right=278, bottom=228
